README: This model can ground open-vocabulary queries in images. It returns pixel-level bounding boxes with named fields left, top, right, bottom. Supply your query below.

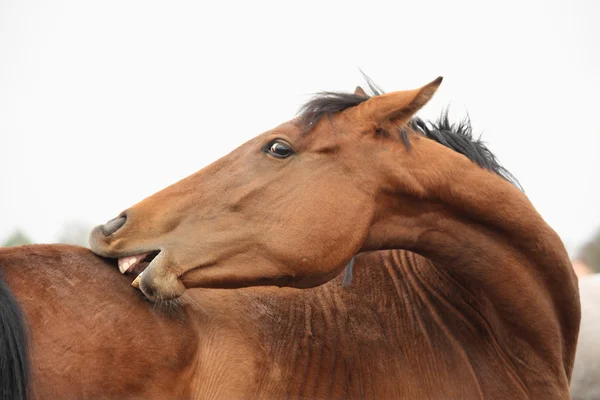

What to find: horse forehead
left=266, top=120, right=303, bottom=138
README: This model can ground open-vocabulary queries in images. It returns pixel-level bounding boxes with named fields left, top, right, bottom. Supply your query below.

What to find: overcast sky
left=1, top=0, right=599, bottom=256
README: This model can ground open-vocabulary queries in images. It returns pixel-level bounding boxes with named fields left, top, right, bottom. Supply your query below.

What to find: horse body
left=1, top=244, right=573, bottom=398
left=0, top=78, right=580, bottom=398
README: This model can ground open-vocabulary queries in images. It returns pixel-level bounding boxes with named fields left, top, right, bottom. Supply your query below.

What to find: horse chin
left=127, top=251, right=186, bottom=302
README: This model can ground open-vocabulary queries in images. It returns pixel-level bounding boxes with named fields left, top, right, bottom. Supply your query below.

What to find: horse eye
left=266, top=140, right=294, bottom=158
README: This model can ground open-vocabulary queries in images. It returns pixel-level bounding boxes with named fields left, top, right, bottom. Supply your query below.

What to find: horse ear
left=354, top=86, right=368, bottom=97
left=365, top=77, right=443, bottom=126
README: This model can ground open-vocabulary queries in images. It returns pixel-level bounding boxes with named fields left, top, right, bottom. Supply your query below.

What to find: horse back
left=0, top=244, right=198, bottom=400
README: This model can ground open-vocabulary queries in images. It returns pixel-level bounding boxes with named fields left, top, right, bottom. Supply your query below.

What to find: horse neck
left=364, top=137, right=566, bottom=273
left=361, top=137, right=579, bottom=380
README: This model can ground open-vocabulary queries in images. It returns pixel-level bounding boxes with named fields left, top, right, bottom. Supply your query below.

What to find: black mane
left=298, top=83, right=521, bottom=190
left=0, top=271, right=29, bottom=400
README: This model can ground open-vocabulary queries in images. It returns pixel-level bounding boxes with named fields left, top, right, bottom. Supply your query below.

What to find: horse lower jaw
left=130, top=251, right=187, bottom=302
left=137, top=274, right=186, bottom=302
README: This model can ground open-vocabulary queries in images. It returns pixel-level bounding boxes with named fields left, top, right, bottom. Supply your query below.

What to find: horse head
left=90, top=77, right=449, bottom=301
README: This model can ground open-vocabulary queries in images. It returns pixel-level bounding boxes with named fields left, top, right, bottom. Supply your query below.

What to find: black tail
left=0, top=272, right=29, bottom=400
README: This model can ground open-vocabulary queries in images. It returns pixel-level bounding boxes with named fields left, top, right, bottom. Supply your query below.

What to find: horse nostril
left=100, top=216, right=127, bottom=236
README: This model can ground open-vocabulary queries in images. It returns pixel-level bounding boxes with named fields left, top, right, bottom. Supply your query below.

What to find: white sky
left=1, top=0, right=599, bottom=256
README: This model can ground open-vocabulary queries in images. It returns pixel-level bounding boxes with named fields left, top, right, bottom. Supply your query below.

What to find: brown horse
left=1, top=78, right=580, bottom=398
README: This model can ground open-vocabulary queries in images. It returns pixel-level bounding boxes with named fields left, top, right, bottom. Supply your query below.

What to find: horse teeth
left=118, top=253, right=151, bottom=275
left=132, top=271, right=144, bottom=288
left=118, top=257, right=135, bottom=274
left=118, top=259, right=128, bottom=274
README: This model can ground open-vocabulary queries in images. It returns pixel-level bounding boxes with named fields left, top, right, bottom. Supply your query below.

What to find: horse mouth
left=117, top=250, right=160, bottom=287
